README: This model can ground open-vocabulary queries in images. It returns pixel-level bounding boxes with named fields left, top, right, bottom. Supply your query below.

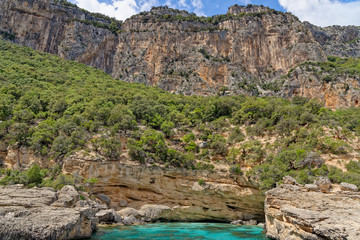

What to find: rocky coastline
left=265, top=177, right=360, bottom=240
left=0, top=183, right=264, bottom=239
left=1, top=174, right=360, bottom=240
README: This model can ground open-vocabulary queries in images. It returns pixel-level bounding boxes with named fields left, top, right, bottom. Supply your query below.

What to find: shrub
left=198, top=179, right=206, bottom=186
left=229, top=164, right=243, bottom=176
left=228, top=127, right=245, bottom=143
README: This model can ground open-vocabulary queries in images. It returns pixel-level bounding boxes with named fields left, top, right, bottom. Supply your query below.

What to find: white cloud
left=278, top=0, right=360, bottom=26
left=191, top=0, right=204, bottom=15
left=138, top=0, right=159, bottom=12
left=164, top=0, right=176, bottom=8
left=239, top=0, right=251, bottom=5
left=73, top=0, right=160, bottom=20
left=73, top=0, right=138, bottom=20
left=179, top=0, right=189, bottom=7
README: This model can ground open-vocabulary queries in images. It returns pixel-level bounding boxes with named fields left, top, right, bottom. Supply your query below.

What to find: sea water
left=90, top=223, right=269, bottom=240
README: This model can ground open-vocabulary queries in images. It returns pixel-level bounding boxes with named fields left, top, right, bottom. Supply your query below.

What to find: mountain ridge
left=1, top=0, right=360, bottom=107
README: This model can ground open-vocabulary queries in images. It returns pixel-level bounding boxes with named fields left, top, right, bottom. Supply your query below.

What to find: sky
left=69, top=0, right=360, bottom=27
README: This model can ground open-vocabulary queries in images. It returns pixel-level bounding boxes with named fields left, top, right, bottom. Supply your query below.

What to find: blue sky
left=69, top=0, right=360, bottom=27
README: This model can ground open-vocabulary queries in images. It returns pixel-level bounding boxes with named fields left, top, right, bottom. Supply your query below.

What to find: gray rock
left=95, top=209, right=115, bottom=223
left=119, top=199, right=128, bottom=207
left=199, top=142, right=208, bottom=148
left=305, top=184, right=319, bottom=192
left=138, top=205, right=171, bottom=222
left=52, top=185, right=79, bottom=208
left=0, top=185, right=57, bottom=207
left=340, top=182, right=358, bottom=192
left=315, top=177, right=332, bottom=193
left=96, top=194, right=111, bottom=206
left=75, top=200, right=90, bottom=208
left=117, top=207, right=140, bottom=218
left=243, top=220, right=257, bottom=225
left=230, top=220, right=243, bottom=225
left=0, top=185, right=97, bottom=240
left=265, top=183, right=360, bottom=240
left=283, top=176, right=299, bottom=186
left=122, top=215, right=142, bottom=225
left=114, top=213, right=122, bottom=223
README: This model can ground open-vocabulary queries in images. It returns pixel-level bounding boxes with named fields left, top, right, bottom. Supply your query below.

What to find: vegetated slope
left=1, top=0, right=360, bottom=104
left=1, top=39, right=360, bottom=190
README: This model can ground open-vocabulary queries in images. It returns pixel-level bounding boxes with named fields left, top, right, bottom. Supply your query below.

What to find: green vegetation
left=152, top=6, right=282, bottom=25
left=1, top=39, right=360, bottom=190
left=0, top=30, right=15, bottom=41
left=0, top=163, right=92, bottom=190
left=300, top=56, right=360, bottom=78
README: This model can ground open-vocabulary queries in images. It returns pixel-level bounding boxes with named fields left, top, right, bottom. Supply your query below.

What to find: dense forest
left=1, top=39, right=360, bottom=190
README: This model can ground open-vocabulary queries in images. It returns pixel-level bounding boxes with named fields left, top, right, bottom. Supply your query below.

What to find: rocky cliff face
left=281, top=63, right=360, bottom=109
left=265, top=180, right=360, bottom=240
left=306, top=22, right=360, bottom=58
left=62, top=154, right=265, bottom=222
left=0, top=0, right=118, bottom=73
left=2, top=0, right=358, bottom=102
left=0, top=1, right=359, bottom=103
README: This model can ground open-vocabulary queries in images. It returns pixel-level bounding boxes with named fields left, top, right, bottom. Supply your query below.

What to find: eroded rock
left=340, top=182, right=358, bottom=192
left=0, top=185, right=98, bottom=240
left=265, top=184, right=360, bottom=240
left=138, top=204, right=171, bottom=222
left=315, top=177, right=332, bottom=193
left=52, top=185, right=79, bottom=207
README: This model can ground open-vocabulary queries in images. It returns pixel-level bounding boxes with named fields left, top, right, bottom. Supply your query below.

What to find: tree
left=84, top=178, right=98, bottom=197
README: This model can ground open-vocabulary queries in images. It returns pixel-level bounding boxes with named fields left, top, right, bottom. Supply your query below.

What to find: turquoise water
left=90, top=223, right=269, bottom=240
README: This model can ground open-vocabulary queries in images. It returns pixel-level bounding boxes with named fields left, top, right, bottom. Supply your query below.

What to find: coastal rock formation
left=2, top=0, right=360, bottom=106
left=0, top=185, right=98, bottom=240
left=62, top=156, right=265, bottom=222
left=265, top=180, right=360, bottom=240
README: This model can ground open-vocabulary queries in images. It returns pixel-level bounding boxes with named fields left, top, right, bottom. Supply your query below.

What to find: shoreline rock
left=0, top=185, right=118, bottom=240
left=265, top=177, right=360, bottom=240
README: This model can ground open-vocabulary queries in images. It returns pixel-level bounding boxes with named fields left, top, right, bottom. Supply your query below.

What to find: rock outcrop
left=0, top=185, right=98, bottom=240
left=280, top=62, right=360, bottom=109
left=2, top=0, right=360, bottom=106
left=265, top=180, right=360, bottom=240
left=62, top=156, right=265, bottom=222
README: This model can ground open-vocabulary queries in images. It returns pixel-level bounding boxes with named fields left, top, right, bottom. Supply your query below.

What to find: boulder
left=340, top=182, right=358, bottom=192
left=52, top=185, right=79, bottom=207
left=315, top=177, right=331, bottom=193
left=119, top=199, right=128, bottom=207
left=243, top=220, right=257, bottom=225
left=230, top=220, right=243, bottom=225
left=305, top=184, right=319, bottom=192
left=95, top=209, right=116, bottom=223
left=199, top=142, right=208, bottom=148
left=75, top=200, right=90, bottom=208
left=138, top=205, right=171, bottom=222
left=122, top=215, right=143, bottom=225
left=96, top=194, right=111, bottom=206
left=283, top=176, right=299, bottom=185
left=117, top=207, right=140, bottom=218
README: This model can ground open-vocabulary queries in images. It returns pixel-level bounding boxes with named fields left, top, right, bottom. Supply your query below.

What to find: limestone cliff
left=0, top=0, right=118, bottom=73
left=61, top=154, right=265, bottom=222
left=3, top=0, right=360, bottom=105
